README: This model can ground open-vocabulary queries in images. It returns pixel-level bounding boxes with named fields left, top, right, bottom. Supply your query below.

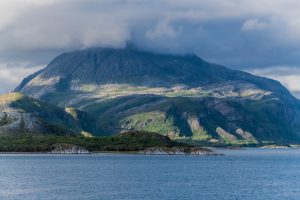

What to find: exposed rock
left=261, top=145, right=290, bottom=149
left=142, top=147, right=220, bottom=155
left=186, top=114, right=210, bottom=140
left=235, top=128, right=256, bottom=141
left=216, top=127, right=237, bottom=141
left=51, top=144, right=90, bottom=154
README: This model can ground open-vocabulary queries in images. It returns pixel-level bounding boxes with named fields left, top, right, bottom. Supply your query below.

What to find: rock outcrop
left=51, top=144, right=90, bottom=154
left=142, top=147, right=219, bottom=155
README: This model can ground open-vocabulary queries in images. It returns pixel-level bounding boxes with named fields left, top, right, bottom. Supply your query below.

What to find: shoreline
left=0, top=146, right=299, bottom=155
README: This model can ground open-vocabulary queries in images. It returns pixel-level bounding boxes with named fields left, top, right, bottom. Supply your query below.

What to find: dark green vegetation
left=12, top=47, right=300, bottom=145
left=0, top=131, right=179, bottom=152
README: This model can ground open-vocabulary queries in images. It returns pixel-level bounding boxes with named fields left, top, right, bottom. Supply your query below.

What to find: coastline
left=1, top=146, right=299, bottom=155
left=0, top=148, right=220, bottom=155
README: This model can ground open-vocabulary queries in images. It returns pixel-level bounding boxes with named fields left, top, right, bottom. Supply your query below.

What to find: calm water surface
left=0, top=148, right=300, bottom=200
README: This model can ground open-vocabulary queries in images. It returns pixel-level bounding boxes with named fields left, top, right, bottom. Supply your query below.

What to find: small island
left=0, top=131, right=220, bottom=155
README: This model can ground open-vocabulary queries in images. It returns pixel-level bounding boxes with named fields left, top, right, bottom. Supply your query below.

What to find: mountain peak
left=15, top=47, right=293, bottom=102
left=14, top=47, right=232, bottom=97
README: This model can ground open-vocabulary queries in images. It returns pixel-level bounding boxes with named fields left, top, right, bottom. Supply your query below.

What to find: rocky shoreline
left=141, top=147, right=221, bottom=155
left=50, top=144, right=90, bottom=154
left=261, top=144, right=300, bottom=149
left=48, top=144, right=221, bottom=155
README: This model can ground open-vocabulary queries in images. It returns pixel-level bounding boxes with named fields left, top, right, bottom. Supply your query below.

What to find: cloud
left=146, top=20, right=181, bottom=40
left=0, top=63, right=42, bottom=93
left=241, top=19, right=270, bottom=31
left=1, top=1, right=300, bottom=93
left=1, top=0, right=300, bottom=55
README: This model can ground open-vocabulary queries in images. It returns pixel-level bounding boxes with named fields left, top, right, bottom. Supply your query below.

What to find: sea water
left=0, top=148, right=300, bottom=200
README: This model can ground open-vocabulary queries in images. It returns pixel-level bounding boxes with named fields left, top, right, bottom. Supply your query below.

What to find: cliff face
left=14, top=47, right=300, bottom=143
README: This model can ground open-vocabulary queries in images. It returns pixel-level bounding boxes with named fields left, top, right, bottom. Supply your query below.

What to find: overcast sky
left=1, top=0, right=300, bottom=97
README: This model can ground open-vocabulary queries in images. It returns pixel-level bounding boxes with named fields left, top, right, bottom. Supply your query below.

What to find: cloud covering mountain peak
left=2, top=0, right=300, bottom=95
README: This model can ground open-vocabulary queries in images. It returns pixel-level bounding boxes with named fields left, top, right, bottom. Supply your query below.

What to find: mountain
left=0, top=92, right=95, bottom=135
left=15, top=47, right=300, bottom=144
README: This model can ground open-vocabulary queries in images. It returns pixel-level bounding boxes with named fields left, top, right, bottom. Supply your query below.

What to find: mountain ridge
left=15, top=47, right=295, bottom=101
left=14, top=47, right=300, bottom=144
